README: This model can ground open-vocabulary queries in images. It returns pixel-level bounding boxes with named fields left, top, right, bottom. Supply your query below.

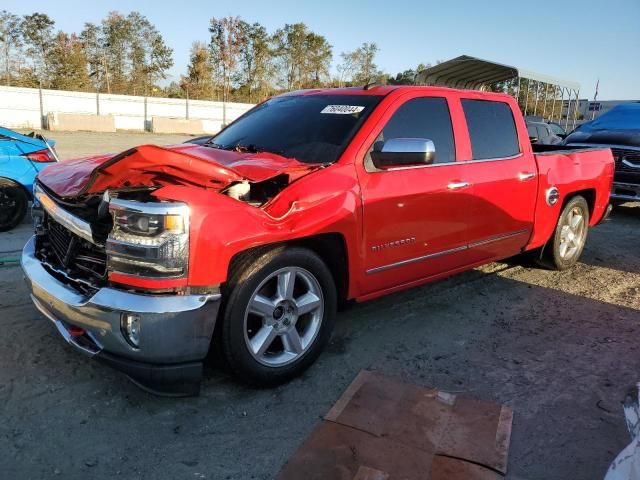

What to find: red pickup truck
left=22, top=86, right=614, bottom=395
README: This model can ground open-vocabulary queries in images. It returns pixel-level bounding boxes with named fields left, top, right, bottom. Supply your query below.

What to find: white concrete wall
left=0, top=85, right=254, bottom=133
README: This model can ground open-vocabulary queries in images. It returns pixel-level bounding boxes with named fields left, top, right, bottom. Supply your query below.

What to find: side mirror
left=529, top=136, right=539, bottom=144
left=370, top=138, right=436, bottom=169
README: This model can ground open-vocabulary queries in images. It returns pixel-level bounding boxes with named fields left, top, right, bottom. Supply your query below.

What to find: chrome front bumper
left=21, top=236, right=221, bottom=394
left=611, top=182, right=640, bottom=202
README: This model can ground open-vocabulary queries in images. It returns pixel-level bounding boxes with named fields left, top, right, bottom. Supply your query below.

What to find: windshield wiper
left=203, top=139, right=225, bottom=149
left=224, top=143, right=287, bottom=157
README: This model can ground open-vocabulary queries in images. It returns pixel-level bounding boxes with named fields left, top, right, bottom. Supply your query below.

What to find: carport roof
left=416, top=55, right=580, bottom=91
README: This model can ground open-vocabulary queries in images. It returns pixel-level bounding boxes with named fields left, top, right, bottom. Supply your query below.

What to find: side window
left=368, top=97, right=455, bottom=167
left=461, top=99, right=520, bottom=160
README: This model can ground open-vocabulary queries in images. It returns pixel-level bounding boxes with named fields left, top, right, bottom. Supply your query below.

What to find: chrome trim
left=468, top=229, right=530, bottom=249
left=518, top=172, right=536, bottom=181
left=109, top=198, right=190, bottom=216
left=622, top=159, right=640, bottom=170
left=447, top=181, right=470, bottom=190
left=464, top=153, right=524, bottom=163
left=31, top=295, right=101, bottom=357
left=365, top=229, right=530, bottom=274
left=366, top=245, right=467, bottom=274
left=611, top=182, right=640, bottom=201
left=368, top=153, right=524, bottom=172
left=21, top=236, right=221, bottom=364
left=546, top=187, right=560, bottom=206
left=34, top=184, right=96, bottom=245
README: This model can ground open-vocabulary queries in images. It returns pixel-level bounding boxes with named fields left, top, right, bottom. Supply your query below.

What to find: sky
left=4, top=0, right=639, bottom=100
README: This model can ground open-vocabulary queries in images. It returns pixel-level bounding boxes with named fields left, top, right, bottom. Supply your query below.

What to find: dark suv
left=564, top=103, right=640, bottom=203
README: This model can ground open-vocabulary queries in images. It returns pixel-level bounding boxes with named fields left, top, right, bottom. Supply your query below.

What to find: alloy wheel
left=243, top=267, right=324, bottom=367
left=558, top=206, right=586, bottom=260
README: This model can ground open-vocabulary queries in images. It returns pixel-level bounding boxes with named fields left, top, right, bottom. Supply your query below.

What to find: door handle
left=447, top=181, right=470, bottom=190
left=518, top=172, right=536, bottom=181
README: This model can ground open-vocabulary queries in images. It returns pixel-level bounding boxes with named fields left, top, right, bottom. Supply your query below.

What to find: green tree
left=126, top=12, right=173, bottom=95
left=237, top=21, right=272, bottom=102
left=100, top=11, right=130, bottom=93
left=181, top=41, right=215, bottom=100
left=304, top=32, right=332, bottom=88
left=21, top=12, right=55, bottom=86
left=338, top=42, right=383, bottom=86
left=0, top=10, right=23, bottom=85
left=271, top=23, right=309, bottom=90
left=209, top=16, right=245, bottom=103
left=49, top=32, right=92, bottom=91
left=79, top=22, right=106, bottom=91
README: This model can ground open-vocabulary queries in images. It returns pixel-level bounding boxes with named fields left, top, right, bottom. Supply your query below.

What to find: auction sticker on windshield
left=321, top=105, right=365, bottom=114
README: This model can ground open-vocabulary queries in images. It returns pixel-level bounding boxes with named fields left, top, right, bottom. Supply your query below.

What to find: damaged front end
left=32, top=143, right=319, bottom=294
left=22, top=143, right=321, bottom=395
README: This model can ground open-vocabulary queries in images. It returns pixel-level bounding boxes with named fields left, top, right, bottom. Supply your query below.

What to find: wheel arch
left=561, top=188, right=595, bottom=218
left=0, top=176, right=32, bottom=200
left=226, top=232, right=349, bottom=304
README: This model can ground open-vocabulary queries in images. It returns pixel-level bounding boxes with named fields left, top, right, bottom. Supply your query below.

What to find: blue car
left=0, top=126, right=58, bottom=231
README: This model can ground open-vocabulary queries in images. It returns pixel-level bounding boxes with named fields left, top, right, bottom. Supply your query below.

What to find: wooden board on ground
left=278, top=370, right=513, bottom=480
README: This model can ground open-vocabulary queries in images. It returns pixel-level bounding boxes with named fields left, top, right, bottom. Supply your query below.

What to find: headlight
left=106, top=199, right=189, bottom=279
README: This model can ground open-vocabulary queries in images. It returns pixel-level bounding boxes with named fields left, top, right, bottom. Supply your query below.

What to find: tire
left=538, top=195, right=590, bottom=271
left=0, top=179, right=28, bottom=232
left=220, top=246, right=337, bottom=386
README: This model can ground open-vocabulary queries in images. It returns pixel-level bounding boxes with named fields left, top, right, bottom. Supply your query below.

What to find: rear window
left=462, top=99, right=520, bottom=160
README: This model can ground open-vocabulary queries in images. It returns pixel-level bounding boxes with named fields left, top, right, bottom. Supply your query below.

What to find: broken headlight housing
left=106, top=199, right=189, bottom=278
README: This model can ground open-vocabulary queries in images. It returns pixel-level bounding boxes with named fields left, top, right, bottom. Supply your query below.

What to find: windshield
left=210, top=94, right=383, bottom=164
left=548, top=123, right=565, bottom=135
left=578, top=104, right=640, bottom=131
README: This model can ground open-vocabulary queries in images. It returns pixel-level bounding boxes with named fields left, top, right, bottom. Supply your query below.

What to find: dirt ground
left=1, top=132, right=639, bottom=480
left=20, top=130, right=193, bottom=160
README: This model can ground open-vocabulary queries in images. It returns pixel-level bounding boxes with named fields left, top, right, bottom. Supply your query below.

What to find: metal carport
left=415, top=55, right=581, bottom=130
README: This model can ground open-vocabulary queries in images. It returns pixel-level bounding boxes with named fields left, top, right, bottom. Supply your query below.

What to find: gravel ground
left=0, top=132, right=639, bottom=479
left=20, top=130, right=193, bottom=160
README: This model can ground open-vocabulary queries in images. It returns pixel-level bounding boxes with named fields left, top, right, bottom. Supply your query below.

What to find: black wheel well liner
left=0, top=176, right=32, bottom=200
left=562, top=188, right=595, bottom=217
left=227, top=233, right=350, bottom=303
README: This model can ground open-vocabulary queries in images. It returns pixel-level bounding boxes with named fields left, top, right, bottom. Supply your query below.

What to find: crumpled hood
left=38, top=143, right=321, bottom=198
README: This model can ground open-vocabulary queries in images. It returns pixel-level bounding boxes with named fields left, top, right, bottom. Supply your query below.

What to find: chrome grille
left=36, top=215, right=108, bottom=292
left=612, top=148, right=640, bottom=173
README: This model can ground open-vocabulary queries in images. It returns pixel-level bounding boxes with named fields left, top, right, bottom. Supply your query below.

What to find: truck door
left=357, top=95, right=472, bottom=295
left=457, top=98, right=537, bottom=262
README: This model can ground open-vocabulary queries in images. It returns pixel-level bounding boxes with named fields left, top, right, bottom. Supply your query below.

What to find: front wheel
left=220, top=247, right=337, bottom=386
left=0, top=179, right=28, bottom=232
left=538, top=195, right=590, bottom=270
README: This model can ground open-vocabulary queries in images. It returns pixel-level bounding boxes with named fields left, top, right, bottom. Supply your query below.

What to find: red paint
left=37, top=87, right=614, bottom=299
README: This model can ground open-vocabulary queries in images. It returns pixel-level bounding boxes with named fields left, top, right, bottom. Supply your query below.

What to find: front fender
left=153, top=164, right=363, bottom=291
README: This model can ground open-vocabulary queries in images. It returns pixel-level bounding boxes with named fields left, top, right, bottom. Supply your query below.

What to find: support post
left=96, top=90, right=100, bottom=115
left=572, top=89, right=580, bottom=130
left=144, top=96, right=148, bottom=132
left=38, top=83, right=45, bottom=130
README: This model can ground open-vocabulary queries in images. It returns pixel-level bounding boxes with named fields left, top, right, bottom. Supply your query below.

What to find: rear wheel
left=538, top=195, right=589, bottom=270
left=0, top=179, right=28, bottom=232
left=221, top=247, right=337, bottom=386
